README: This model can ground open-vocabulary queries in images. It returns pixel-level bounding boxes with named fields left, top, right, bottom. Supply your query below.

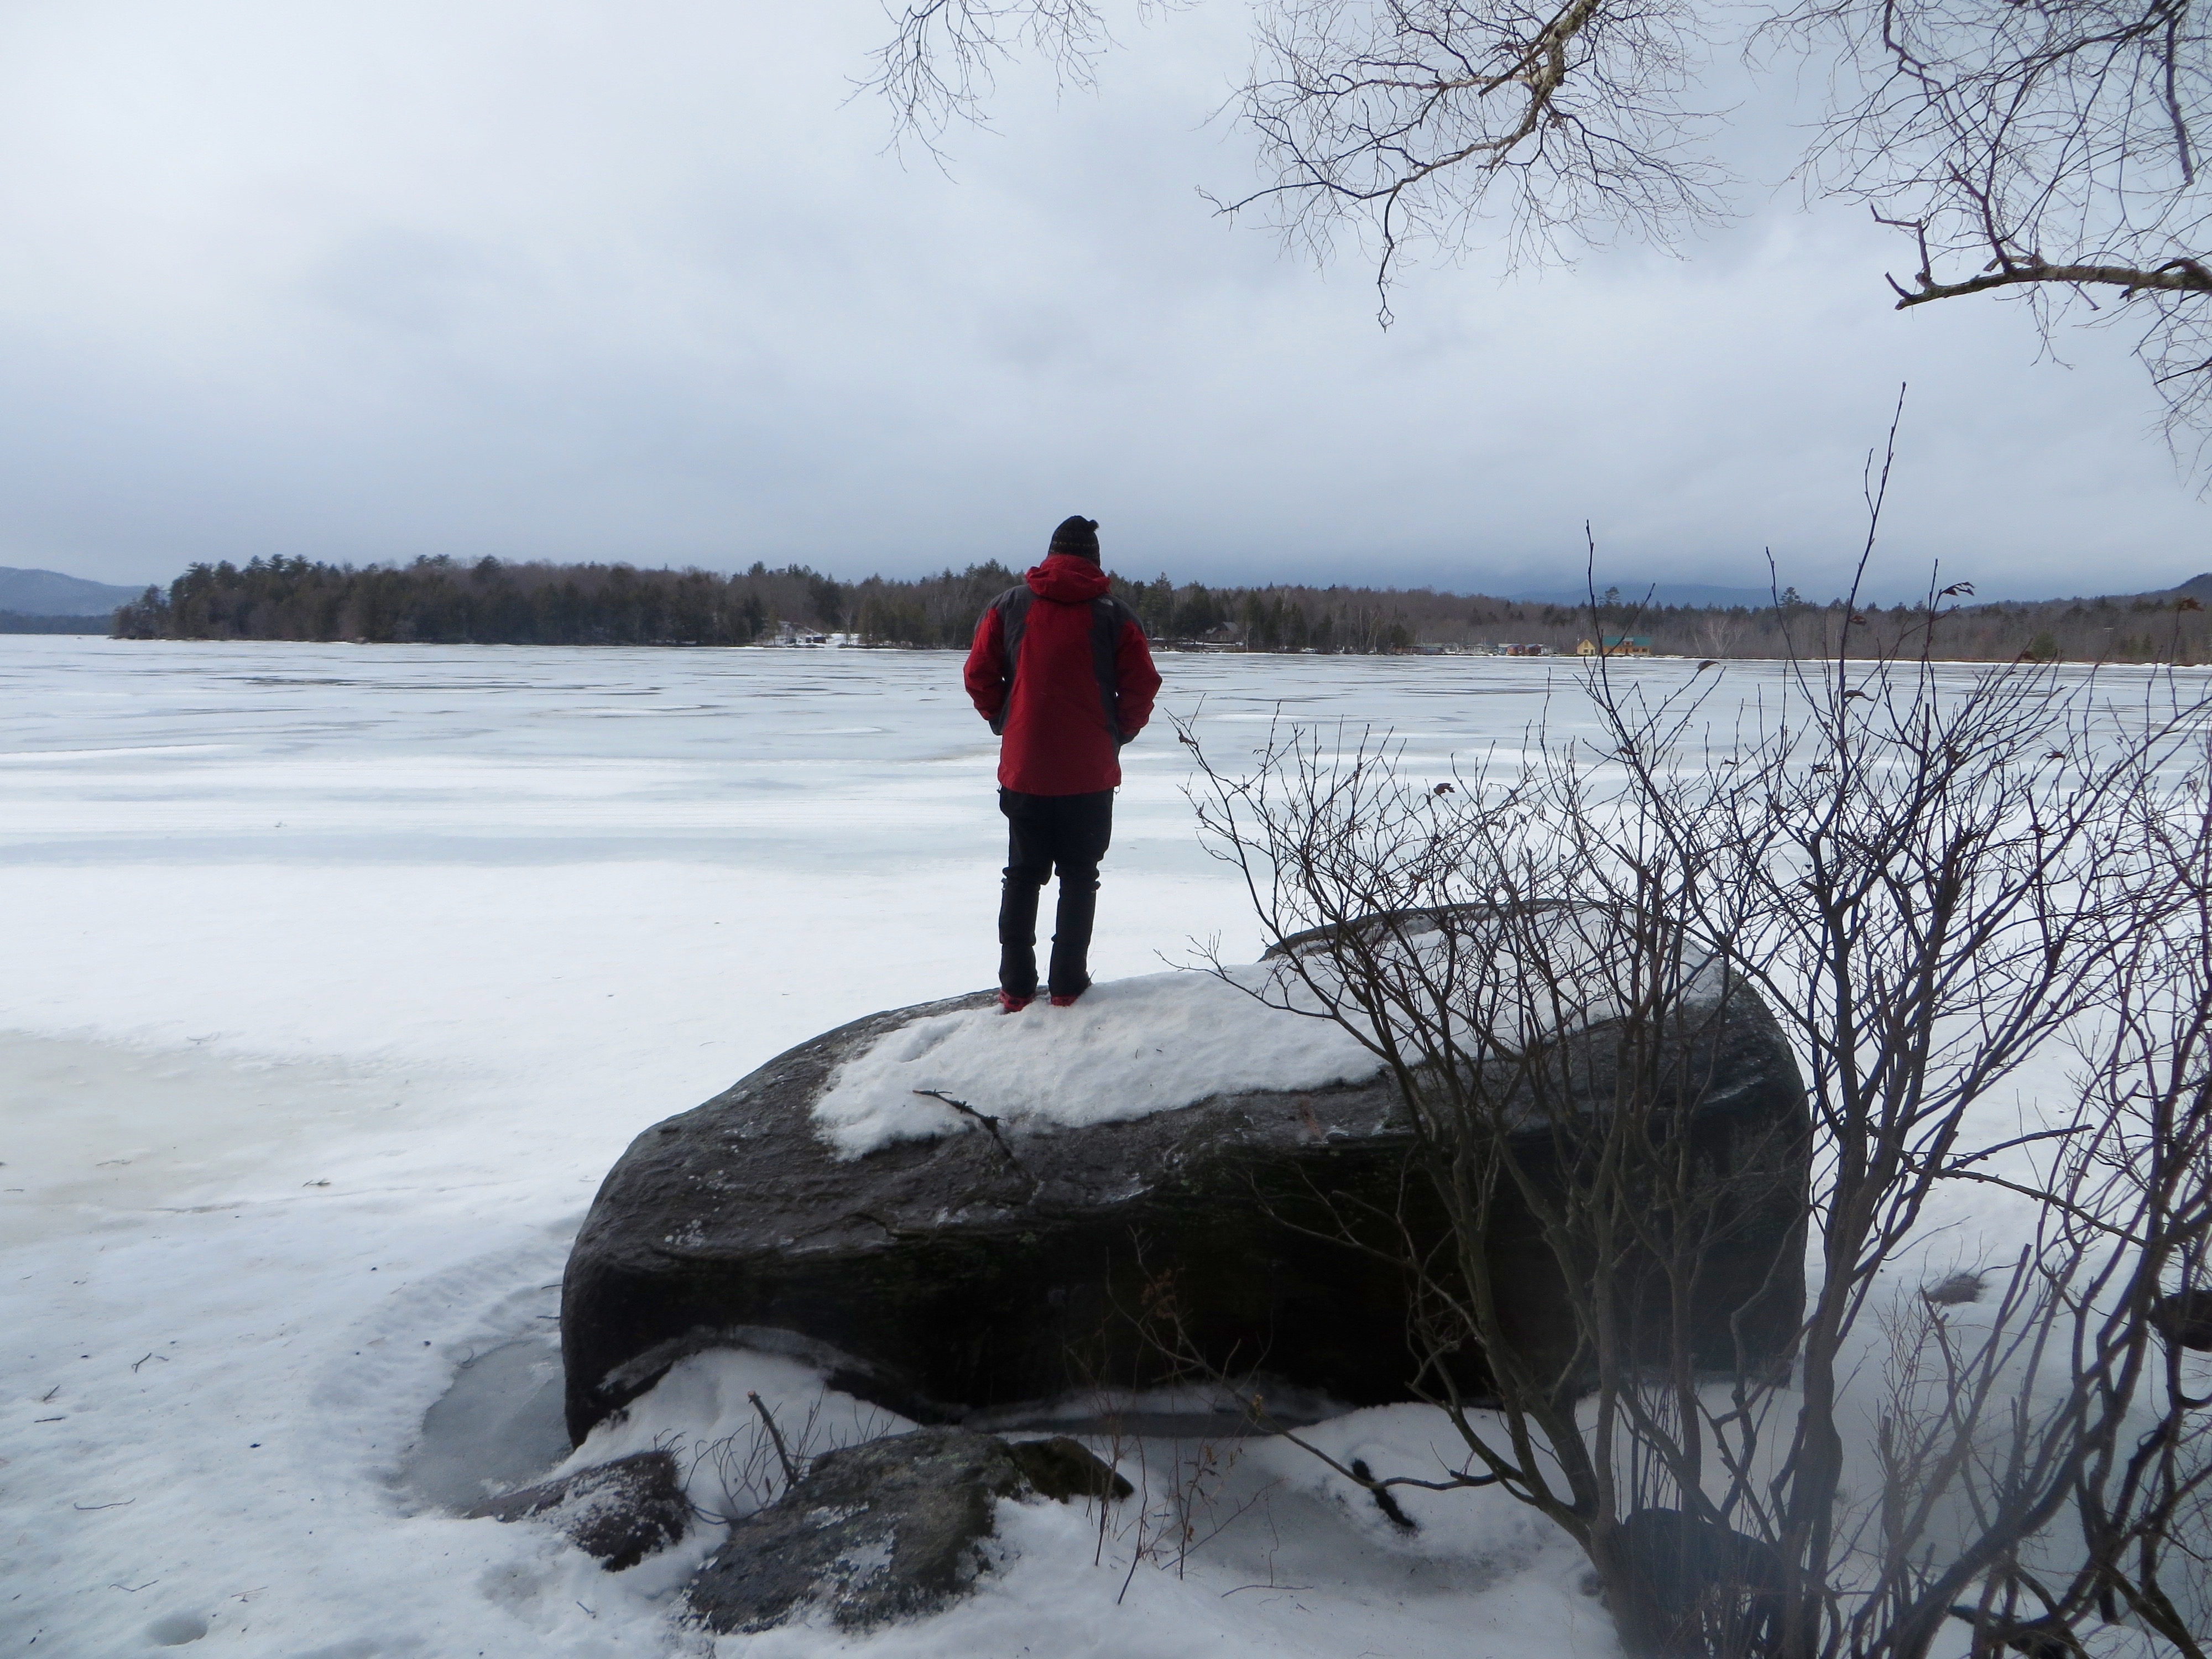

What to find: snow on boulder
left=810, top=967, right=1381, bottom=1158
left=560, top=961, right=1810, bottom=1443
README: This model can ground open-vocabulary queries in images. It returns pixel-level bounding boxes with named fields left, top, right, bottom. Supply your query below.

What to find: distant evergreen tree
left=806, top=575, right=846, bottom=632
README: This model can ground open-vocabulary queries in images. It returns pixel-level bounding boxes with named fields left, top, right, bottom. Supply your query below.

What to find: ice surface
left=1, top=637, right=2150, bottom=1657
left=400, top=1334, right=571, bottom=1511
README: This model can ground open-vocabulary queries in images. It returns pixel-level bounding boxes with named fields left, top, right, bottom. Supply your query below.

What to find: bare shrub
left=680, top=1393, right=894, bottom=1524
left=1168, top=603, right=2212, bottom=1655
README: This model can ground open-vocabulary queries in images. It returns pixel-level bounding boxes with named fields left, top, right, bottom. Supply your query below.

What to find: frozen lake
left=0, top=635, right=2110, bottom=1656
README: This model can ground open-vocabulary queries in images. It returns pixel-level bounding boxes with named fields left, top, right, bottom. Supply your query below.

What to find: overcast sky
left=1, top=1, right=2205, bottom=602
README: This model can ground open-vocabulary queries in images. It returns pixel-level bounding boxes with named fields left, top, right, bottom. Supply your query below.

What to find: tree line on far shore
left=107, top=553, right=2212, bottom=663
left=108, top=554, right=1445, bottom=653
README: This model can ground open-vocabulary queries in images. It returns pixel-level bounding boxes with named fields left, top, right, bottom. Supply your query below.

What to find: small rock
left=688, top=1427, right=1024, bottom=1633
left=1007, top=1436, right=1132, bottom=1501
left=461, top=1449, right=688, bottom=1571
left=685, top=1431, right=1127, bottom=1634
left=1922, top=1270, right=1986, bottom=1307
left=2149, top=1286, right=2212, bottom=1352
left=1614, top=1506, right=1788, bottom=1658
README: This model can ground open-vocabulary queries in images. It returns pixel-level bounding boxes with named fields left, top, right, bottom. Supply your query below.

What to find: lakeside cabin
left=1577, top=635, right=1653, bottom=657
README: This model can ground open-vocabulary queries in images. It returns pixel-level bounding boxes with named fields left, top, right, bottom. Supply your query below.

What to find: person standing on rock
left=964, top=515, right=1162, bottom=1012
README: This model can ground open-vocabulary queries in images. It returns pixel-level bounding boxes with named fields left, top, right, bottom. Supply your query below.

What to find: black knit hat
left=1048, top=515, right=1100, bottom=560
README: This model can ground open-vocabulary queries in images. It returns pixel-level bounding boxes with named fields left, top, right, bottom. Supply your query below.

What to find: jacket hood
left=1025, top=552, right=1112, bottom=604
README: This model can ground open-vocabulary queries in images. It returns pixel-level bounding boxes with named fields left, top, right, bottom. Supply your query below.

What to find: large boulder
left=561, top=960, right=1809, bottom=1443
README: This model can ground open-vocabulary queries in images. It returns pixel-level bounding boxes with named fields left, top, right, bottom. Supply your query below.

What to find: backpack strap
left=1088, top=597, right=1136, bottom=744
left=987, top=587, right=1035, bottom=735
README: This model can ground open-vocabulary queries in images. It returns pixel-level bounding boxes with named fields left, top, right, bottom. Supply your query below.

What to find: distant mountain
left=2167, top=573, right=2212, bottom=599
left=0, top=566, right=148, bottom=616
left=1508, top=581, right=1779, bottom=610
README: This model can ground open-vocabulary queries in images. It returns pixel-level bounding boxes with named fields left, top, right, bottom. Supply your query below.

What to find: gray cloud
left=0, top=0, right=2202, bottom=603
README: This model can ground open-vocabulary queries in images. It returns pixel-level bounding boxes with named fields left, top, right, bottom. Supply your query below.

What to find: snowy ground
left=0, top=636, right=2125, bottom=1657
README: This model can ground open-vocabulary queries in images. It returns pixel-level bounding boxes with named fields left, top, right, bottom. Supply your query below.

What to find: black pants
left=998, top=787, right=1114, bottom=999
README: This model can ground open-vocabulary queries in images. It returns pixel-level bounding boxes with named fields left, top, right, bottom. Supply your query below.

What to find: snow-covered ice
left=0, top=636, right=2110, bottom=1656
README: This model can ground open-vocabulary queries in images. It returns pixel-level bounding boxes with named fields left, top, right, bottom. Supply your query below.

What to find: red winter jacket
left=964, top=554, right=1162, bottom=795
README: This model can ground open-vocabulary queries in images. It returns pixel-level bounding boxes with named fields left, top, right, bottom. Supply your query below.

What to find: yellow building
left=1576, top=635, right=1653, bottom=657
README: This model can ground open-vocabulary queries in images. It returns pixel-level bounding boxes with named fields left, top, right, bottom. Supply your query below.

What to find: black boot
left=1047, top=871, right=1098, bottom=1001
left=998, top=873, right=1044, bottom=999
